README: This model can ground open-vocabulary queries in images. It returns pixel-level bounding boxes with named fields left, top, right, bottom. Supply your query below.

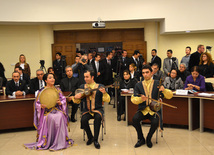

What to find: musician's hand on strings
left=56, top=99, right=62, bottom=105
left=74, top=93, right=82, bottom=99
left=67, top=96, right=73, bottom=102
left=159, top=85, right=165, bottom=92
left=141, top=95, right=148, bottom=102
left=41, top=104, right=46, bottom=109
left=99, top=87, right=106, bottom=94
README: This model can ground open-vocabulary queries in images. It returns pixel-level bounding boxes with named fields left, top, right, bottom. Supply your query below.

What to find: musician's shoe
left=146, top=137, right=153, bottom=148
left=94, top=140, right=100, bottom=149
left=123, top=116, right=126, bottom=121
left=117, top=115, right=121, bottom=121
left=70, top=117, right=77, bottom=122
left=86, top=138, right=94, bottom=145
left=134, top=138, right=145, bottom=148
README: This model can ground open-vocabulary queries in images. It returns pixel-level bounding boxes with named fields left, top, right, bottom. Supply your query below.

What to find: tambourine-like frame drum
left=39, top=87, right=59, bottom=109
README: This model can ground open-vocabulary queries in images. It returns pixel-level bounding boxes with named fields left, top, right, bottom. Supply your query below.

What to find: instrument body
left=39, top=87, right=59, bottom=109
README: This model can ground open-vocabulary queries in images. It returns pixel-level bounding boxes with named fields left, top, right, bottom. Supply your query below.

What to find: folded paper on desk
left=176, top=89, right=188, bottom=95
left=197, top=93, right=214, bottom=97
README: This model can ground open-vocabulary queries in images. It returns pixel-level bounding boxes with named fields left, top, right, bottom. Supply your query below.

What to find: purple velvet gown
left=24, top=87, right=73, bottom=151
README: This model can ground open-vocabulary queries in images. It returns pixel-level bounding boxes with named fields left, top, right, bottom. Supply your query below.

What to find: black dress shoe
left=70, top=118, right=77, bottom=122
left=123, top=116, right=126, bottom=121
left=117, top=115, right=121, bottom=121
left=134, top=138, right=145, bottom=148
left=94, top=140, right=100, bottom=149
left=146, top=137, right=153, bottom=148
left=86, top=138, right=94, bottom=145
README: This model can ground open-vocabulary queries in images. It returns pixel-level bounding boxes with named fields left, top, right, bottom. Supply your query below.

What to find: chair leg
left=156, top=129, right=158, bottom=144
left=83, top=130, right=85, bottom=141
left=102, top=122, right=104, bottom=141
left=161, top=131, right=163, bottom=137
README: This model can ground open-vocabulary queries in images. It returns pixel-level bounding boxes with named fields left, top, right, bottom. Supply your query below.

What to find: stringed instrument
left=75, top=82, right=119, bottom=99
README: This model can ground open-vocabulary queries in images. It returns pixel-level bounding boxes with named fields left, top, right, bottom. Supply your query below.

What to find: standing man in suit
left=120, top=50, right=131, bottom=77
left=6, top=72, right=28, bottom=96
left=149, top=49, right=162, bottom=69
left=53, top=52, right=66, bottom=81
left=180, top=46, right=191, bottom=71
left=14, top=66, right=30, bottom=86
left=188, top=45, right=204, bottom=71
left=130, top=50, right=142, bottom=73
left=29, top=69, right=45, bottom=94
left=87, top=52, right=94, bottom=66
left=163, top=49, right=178, bottom=77
left=60, top=66, right=79, bottom=122
left=91, top=54, right=104, bottom=84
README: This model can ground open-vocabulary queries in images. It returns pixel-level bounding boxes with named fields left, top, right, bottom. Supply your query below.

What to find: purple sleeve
left=184, top=76, right=189, bottom=89
left=199, top=76, right=206, bottom=92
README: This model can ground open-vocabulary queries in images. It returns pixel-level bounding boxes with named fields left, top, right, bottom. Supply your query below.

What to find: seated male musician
left=60, top=66, right=79, bottom=122
left=131, top=65, right=173, bottom=148
left=73, top=70, right=110, bottom=149
left=6, top=71, right=28, bottom=96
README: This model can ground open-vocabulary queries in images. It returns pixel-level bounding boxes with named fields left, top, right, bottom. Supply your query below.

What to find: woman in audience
left=24, top=73, right=73, bottom=150
left=184, top=66, right=206, bottom=91
left=177, top=63, right=190, bottom=83
left=198, top=52, right=214, bottom=78
left=15, top=54, right=31, bottom=77
left=48, top=67, right=60, bottom=85
left=163, top=69, right=183, bottom=90
left=117, top=70, right=137, bottom=121
left=129, top=63, right=140, bottom=81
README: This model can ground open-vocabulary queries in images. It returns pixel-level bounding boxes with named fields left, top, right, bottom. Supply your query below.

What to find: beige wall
left=0, top=25, right=53, bottom=78
left=1, top=0, right=214, bottom=33
left=1, top=22, right=214, bottom=79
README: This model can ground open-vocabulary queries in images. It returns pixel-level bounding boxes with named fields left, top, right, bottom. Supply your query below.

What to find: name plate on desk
left=176, top=89, right=188, bottom=95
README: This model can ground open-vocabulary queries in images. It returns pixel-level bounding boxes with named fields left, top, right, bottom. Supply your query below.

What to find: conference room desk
left=121, top=92, right=214, bottom=132
left=0, top=92, right=71, bottom=130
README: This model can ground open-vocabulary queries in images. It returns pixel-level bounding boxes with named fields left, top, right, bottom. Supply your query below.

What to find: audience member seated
left=14, top=66, right=30, bottom=86
left=151, top=63, right=164, bottom=80
left=163, top=49, right=179, bottom=77
left=29, top=69, right=45, bottom=94
left=180, top=46, right=191, bottom=71
left=60, top=66, right=79, bottom=122
left=73, top=54, right=93, bottom=85
left=117, top=70, right=137, bottom=121
left=6, top=72, right=28, bottom=96
left=71, top=55, right=80, bottom=78
left=184, top=66, right=206, bottom=91
left=177, top=63, right=190, bottom=83
left=48, top=67, right=60, bottom=85
left=129, top=63, right=140, bottom=81
left=149, top=49, right=162, bottom=69
left=198, top=52, right=214, bottom=78
left=163, top=69, right=183, bottom=90
left=188, top=44, right=205, bottom=72
left=15, top=54, right=31, bottom=77
left=0, top=62, right=7, bottom=87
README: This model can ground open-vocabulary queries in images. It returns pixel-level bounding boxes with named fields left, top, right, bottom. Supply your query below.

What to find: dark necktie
left=68, top=78, right=71, bottom=91
left=169, top=59, right=171, bottom=66
left=40, top=80, right=43, bottom=89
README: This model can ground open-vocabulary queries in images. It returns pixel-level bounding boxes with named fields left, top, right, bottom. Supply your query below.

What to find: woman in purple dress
left=184, top=66, right=206, bottom=91
left=24, top=73, right=73, bottom=151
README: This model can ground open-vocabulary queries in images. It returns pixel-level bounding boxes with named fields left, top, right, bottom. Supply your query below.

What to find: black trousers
left=117, top=96, right=125, bottom=116
left=69, top=101, right=79, bottom=119
left=132, top=111, right=159, bottom=140
left=81, top=113, right=102, bottom=141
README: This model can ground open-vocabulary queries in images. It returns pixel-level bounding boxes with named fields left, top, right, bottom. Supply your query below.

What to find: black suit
left=20, top=73, right=30, bottom=85
left=60, top=77, right=79, bottom=120
left=29, top=77, right=44, bottom=94
left=6, top=79, right=28, bottom=95
left=130, top=57, right=142, bottom=72
left=188, top=51, right=201, bottom=71
left=91, top=61, right=105, bottom=84
left=101, top=58, right=113, bottom=86
left=53, top=59, right=66, bottom=81
left=120, top=57, right=131, bottom=76
left=0, top=62, right=7, bottom=87
left=150, top=55, right=162, bottom=69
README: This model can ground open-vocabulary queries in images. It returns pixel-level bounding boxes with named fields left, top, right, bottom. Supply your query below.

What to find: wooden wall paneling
left=100, top=30, right=122, bottom=42
left=123, top=29, right=144, bottom=42
left=52, top=44, right=76, bottom=66
left=123, top=41, right=147, bottom=62
left=76, top=30, right=99, bottom=43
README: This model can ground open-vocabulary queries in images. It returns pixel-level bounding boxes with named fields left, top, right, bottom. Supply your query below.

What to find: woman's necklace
left=124, top=79, right=130, bottom=84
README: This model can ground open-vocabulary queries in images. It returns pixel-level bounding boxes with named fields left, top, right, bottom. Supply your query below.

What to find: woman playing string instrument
left=24, top=73, right=73, bottom=151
